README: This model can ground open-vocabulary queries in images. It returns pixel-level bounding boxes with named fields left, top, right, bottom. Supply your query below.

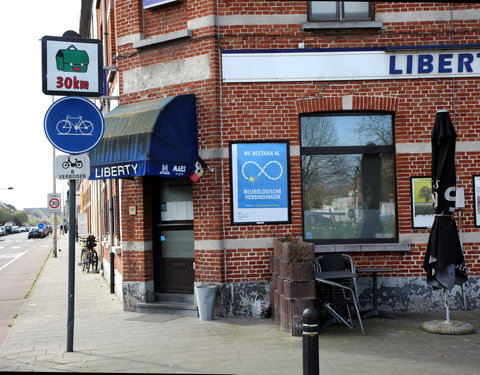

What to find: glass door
left=153, top=178, right=194, bottom=294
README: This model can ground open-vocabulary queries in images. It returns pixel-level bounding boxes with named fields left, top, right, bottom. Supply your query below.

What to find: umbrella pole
left=443, top=288, right=451, bottom=324
left=457, top=209, right=468, bottom=310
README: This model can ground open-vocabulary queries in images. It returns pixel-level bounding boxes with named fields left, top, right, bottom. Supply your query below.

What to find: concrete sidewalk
left=0, top=235, right=479, bottom=374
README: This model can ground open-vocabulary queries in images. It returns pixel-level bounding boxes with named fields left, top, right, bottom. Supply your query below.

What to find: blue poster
left=231, top=142, right=290, bottom=224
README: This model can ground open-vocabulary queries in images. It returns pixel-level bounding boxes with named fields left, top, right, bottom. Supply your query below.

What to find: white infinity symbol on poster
left=241, top=160, right=283, bottom=181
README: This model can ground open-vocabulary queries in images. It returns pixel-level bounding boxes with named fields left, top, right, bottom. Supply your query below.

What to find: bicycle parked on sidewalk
left=79, top=235, right=99, bottom=273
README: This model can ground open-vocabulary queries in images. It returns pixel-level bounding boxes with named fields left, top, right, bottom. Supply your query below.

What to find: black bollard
left=303, top=307, right=319, bottom=375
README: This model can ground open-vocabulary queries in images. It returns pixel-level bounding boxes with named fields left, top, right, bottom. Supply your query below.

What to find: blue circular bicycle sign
left=44, top=96, right=104, bottom=154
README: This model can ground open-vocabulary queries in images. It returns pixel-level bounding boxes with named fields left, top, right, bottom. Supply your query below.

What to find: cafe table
left=356, top=267, right=400, bottom=319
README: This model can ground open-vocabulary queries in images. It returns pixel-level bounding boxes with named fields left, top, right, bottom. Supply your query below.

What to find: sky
left=0, top=1, right=81, bottom=210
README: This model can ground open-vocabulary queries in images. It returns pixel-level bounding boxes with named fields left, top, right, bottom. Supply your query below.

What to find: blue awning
left=88, top=94, right=198, bottom=180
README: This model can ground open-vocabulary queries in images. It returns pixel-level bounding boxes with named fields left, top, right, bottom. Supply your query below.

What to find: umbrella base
left=421, top=320, right=475, bottom=335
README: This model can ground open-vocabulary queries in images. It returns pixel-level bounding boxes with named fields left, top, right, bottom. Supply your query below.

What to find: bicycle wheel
left=91, top=250, right=99, bottom=272
left=79, top=249, right=87, bottom=268
left=56, top=120, right=71, bottom=135
left=79, top=120, right=94, bottom=135
left=86, top=251, right=92, bottom=273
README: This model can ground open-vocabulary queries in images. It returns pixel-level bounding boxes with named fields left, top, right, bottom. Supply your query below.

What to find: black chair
left=314, top=253, right=365, bottom=335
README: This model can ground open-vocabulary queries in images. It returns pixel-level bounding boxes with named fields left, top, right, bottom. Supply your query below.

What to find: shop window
left=308, top=1, right=372, bottom=22
left=300, top=113, right=397, bottom=244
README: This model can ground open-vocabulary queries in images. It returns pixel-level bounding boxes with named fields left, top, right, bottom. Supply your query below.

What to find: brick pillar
left=120, top=177, right=154, bottom=311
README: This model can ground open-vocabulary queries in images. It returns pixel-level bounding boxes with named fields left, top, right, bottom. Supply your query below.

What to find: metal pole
left=302, top=307, right=319, bottom=375
left=52, top=146, right=57, bottom=258
left=444, top=288, right=451, bottom=325
left=66, top=179, right=76, bottom=352
left=101, top=0, right=116, bottom=295
left=110, top=251, right=115, bottom=293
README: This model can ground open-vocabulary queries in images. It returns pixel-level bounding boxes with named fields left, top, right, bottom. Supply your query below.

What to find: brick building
left=78, top=1, right=480, bottom=316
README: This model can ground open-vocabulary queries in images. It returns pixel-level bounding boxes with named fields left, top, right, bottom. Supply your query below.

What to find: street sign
left=48, top=193, right=62, bottom=213
left=77, top=213, right=88, bottom=237
left=41, top=35, right=103, bottom=97
left=55, top=154, right=90, bottom=180
left=38, top=223, right=45, bottom=229
left=44, top=96, right=104, bottom=154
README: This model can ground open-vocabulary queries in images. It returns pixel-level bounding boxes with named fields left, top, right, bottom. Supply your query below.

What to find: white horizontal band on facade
left=121, top=241, right=153, bottom=252
left=396, top=141, right=480, bottom=154
left=123, top=54, right=211, bottom=94
left=198, top=142, right=478, bottom=161
left=376, top=9, right=480, bottom=23
left=118, top=9, right=479, bottom=46
left=399, top=231, right=480, bottom=245
left=217, top=14, right=307, bottom=26
left=187, top=15, right=216, bottom=30
left=195, top=232, right=480, bottom=252
left=195, top=237, right=274, bottom=251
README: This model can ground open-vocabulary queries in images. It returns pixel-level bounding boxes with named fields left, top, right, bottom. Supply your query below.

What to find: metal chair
left=314, top=253, right=365, bottom=335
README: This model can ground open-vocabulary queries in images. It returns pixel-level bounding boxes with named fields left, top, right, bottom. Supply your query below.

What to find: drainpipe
left=108, top=180, right=115, bottom=294
left=102, top=0, right=115, bottom=294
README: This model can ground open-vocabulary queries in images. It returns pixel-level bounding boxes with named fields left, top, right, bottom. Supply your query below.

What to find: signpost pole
left=52, top=146, right=57, bottom=258
left=42, top=33, right=104, bottom=355
left=66, top=179, right=76, bottom=352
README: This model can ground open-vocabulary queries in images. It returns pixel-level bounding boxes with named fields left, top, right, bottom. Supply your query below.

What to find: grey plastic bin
left=195, top=284, right=216, bottom=321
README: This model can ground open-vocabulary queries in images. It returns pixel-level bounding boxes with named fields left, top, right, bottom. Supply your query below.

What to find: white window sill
left=315, top=243, right=410, bottom=253
left=303, top=21, right=383, bottom=31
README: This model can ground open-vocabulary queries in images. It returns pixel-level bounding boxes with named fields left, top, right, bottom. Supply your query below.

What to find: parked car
left=28, top=229, right=46, bottom=239
left=0, top=226, right=5, bottom=236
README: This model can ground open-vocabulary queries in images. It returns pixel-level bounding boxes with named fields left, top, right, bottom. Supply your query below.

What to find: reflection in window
left=309, top=1, right=372, bottom=22
left=301, top=115, right=393, bottom=147
left=301, top=114, right=396, bottom=243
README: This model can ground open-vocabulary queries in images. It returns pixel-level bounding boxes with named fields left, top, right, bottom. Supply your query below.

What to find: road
left=0, top=232, right=56, bottom=348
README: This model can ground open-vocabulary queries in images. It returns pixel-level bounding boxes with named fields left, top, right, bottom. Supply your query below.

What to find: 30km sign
left=41, top=35, right=103, bottom=97
left=48, top=193, right=62, bottom=213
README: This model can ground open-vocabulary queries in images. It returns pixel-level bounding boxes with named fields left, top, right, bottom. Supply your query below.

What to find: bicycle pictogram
left=56, top=115, right=94, bottom=135
left=241, top=160, right=283, bottom=182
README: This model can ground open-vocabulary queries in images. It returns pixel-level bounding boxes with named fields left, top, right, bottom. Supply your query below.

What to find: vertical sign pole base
left=66, top=179, right=76, bottom=352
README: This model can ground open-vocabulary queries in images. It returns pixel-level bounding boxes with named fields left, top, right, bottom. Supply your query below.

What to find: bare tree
left=357, top=115, right=393, bottom=146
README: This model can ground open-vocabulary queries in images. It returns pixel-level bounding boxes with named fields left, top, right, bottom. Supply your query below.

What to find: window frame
left=300, top=111, right=398, bottom=245
left=308, top=1, right=373, bottom=22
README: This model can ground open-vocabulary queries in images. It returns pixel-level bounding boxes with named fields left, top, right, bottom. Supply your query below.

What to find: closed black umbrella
left=423, top=110, right=467, bottom=322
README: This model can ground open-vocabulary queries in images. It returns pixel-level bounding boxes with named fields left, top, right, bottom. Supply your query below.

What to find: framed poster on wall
left=474, top=176, right=480, bottom=227
left=411, top=176, right=436, bottom=229
left=230, top=141, right=290, bottom=225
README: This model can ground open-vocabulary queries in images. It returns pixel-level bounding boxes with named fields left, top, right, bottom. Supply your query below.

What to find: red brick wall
left=119, top=177, right=153, bottom=283
left=109, top=1, right=480, bottom=286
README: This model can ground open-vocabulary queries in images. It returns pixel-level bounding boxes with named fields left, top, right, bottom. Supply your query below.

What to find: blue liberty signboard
left=230, top=141, right=290, bottom=224
left=44, top=96, right=104, bottom=155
